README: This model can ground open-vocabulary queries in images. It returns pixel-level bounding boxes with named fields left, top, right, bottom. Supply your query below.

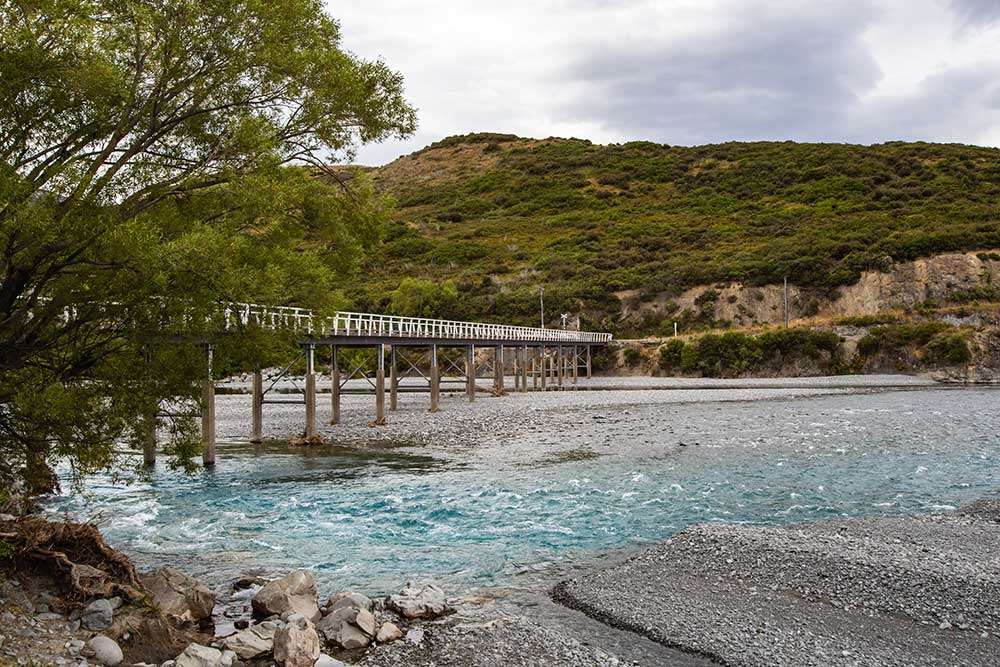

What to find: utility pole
left=540, top=286, right=545, bottom=328
left=783, top=276, right=789, bottom=329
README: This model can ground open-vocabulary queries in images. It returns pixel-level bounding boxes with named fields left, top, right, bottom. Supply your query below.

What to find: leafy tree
left=0, top=0, right=416, bottom=495
left=389, top=278, right=459, bottom=319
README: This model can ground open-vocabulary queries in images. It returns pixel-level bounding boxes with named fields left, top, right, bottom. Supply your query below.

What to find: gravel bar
left=555, top=508, right=1000, bottom=667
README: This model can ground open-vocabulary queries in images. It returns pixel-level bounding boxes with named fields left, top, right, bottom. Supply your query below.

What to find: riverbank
left=6, top=499, right=999, bottom=667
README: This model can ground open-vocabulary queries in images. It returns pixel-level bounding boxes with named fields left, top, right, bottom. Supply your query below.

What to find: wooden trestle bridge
left=161, top=306, right=613, bottom=466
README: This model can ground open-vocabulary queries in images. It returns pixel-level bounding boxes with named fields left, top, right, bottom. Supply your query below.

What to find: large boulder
left=81, top=598, right=114, bottom=630
left=375, top=622, right=402, bottom=644
left=252, top=571, right=320, bottom=622
left=385, top=583, right=452, bottom=620
left=223, top=621, right=278, bottom=660
left=142, top=568, right=215, bottom=625
left=315, top=607, right=371, bottom=650
left=273, top=614, right=320, bottom=667
left=174, top=644, right=225, bottom=667
left=323, top=592, right=372, bottom=613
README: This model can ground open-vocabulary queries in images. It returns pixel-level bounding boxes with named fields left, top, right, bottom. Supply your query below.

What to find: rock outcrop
left=142, top=568, right=215, bottom=625
left=252, top=570, right=321, bottom=622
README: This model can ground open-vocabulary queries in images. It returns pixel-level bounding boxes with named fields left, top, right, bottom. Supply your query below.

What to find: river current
left=46, top=388, right=999, bottom=595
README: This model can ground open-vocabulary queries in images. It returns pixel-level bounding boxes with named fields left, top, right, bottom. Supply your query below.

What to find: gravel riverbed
left=555, top=505, right=1000, bottom=667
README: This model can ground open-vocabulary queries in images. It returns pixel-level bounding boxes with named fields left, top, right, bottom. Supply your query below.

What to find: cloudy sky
left=329, top=0, right=1000, bottom=165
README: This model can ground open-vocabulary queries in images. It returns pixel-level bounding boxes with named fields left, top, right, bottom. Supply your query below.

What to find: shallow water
left=47, top=388, right=1000, bottom=595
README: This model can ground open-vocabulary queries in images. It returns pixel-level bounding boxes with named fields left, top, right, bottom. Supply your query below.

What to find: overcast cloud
left=328, top=0, right=1000, bottom=165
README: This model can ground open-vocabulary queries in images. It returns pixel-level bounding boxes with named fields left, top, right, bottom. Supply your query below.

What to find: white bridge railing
left=222, top=304, right=613, bottom=343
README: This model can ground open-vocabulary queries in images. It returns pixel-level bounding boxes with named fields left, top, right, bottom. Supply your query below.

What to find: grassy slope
left=346, top=133, right=1000, bottom=335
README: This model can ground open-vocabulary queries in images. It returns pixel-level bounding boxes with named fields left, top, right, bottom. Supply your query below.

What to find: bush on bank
left=658, top=328, right=843, bottom=377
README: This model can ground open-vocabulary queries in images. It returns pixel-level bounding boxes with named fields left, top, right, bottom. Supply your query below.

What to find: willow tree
left=0, top=0, right=416, bottom=498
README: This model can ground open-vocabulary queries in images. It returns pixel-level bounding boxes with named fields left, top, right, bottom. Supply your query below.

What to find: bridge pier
left=304, top=344, right=317, bottom=438
left=143, top=410, right=157, bottom=466
left=251, top=370, right=263, bottom=443
left=572, top=345, right=579, bottom=385
left=557, top=345, right=564, bottom=388
left=330, top=346, right=340, bottom=425
left=375, top=343, right=386, bottom=424
left=466, top=345, right=475, bottom=402
left=586, top=345, right=592, bottom=379
left=494, top=345, right=504, bottom=395
left=430, top=344, right=440, bottom=412
left=512, top=347, right=519, bottom=391
left=389, top=345, right=398, bottom=411
left=202, top=344, right=216, bottom=466
left=541, top=347, right=548, bottom=390
left=520, top=345, right=528, bottom=392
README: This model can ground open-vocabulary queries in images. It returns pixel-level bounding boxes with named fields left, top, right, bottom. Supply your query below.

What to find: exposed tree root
left=0, top=516, right=143, bottom=603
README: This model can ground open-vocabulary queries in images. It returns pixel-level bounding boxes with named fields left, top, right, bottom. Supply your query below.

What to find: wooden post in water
left=202, top=344, right=216, bottom=466
left=389, top=345, right=398, bottom=411
left=375, top=343, right=386, bottom=424
left=143, top=410, right=157, bottom=467
left=330, top=345, right=340, bottom=425
left=304, top=344, right=317, bottom=438
left=430, top=344, right=440, bottom=412
left=466, top=345, right=476, bottom=402
left=586, top=345, right=592, bottom=379
left=251, top=370, right=263, bottom=443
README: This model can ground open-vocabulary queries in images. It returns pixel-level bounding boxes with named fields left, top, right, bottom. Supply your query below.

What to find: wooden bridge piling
left=430, top=344, right=440, bottom=412
left=572, top=345, right=579, bottom=385
left=389, top=345, right=399, bottom=411
left=330, top=346, right=340, bottom=425
left=305, top=344, right=317, bottom=438
left=143, top=410, right=157, bottom=466
left=202, top=344, right=216, bottom=466
left=466, top=345, right=475, bottom=402
left=251, top=370, right=263, bottom=443
left=375, top=343, right=386, bottom=423
left=586, top=345, right=592, bottom=379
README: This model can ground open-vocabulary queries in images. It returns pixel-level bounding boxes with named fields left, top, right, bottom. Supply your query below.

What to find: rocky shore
left=5, top=497, right=1000, bottom=667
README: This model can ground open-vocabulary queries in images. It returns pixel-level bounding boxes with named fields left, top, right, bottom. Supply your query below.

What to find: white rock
left=314, top=655, right=345, bottom=667
left=175, top=643, right=224, bottom=667
left=252, top=571, right=320, bottom=623
left=86, top=636, right=123, bottom=667
left=386, top=583, right=452, bottom=620
left=375, top=622, right=402, bottom=643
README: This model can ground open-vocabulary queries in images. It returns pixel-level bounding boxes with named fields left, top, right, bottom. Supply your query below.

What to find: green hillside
left=345, top=134, right=1000, bottom=334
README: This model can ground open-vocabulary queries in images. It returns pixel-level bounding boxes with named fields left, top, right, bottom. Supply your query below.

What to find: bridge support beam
left=541, top=347, right=547, bottom=390
left=202, top=344, right=216, bottom=466
left=430, top=345, right=440, bottom=412
left=557, top=345, right=564, bottom=388
left=466, top=345, right=475, bottom=402
left=512, top=347, right=519, bottom=392
left=494, top=345, right=504, bottom=395
left=143, top=410, right=157, bottom=467
left=330, top=346, right=340, bottom=425
left=305, top=344, right=317, bottom=438
left=586, top=345, right=592, bottom=379
left=389, top=345, right=398, bottom=411
left=520, top=345, right=528, bottom=392
left=251, top=370, right=263, bottom=443
left=375, top=344, right=386, bottom=424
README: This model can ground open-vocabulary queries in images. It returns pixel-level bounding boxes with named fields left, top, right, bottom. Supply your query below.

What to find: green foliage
left=658, top=338, right=685, bottom=370
left=658, top=328, right=843, bottom=377
left=355, top=136, right=1000, bottom=334
left=0, top=0, right=414, bottom=492
left=389, top=278, right=460, bottom=318
left=856, top=323, right=951, bottom=356
left=623, top=348, right=643, bottom=367
left=926, top=333, right=972, bottom=364
left=948, top=286, right=1000, bottom=304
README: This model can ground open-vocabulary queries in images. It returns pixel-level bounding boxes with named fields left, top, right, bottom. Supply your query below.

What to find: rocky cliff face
left=619, top=250, right=1000, bottom=328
